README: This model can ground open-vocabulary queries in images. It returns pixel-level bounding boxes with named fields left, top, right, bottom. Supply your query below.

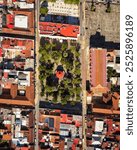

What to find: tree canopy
left=39, top=38, right=81, bottom=105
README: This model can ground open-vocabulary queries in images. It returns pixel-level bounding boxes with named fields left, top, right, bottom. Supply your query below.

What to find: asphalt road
left=79, top=0, right=88, bottom=149
left=34, top=0, right=40, bottom=149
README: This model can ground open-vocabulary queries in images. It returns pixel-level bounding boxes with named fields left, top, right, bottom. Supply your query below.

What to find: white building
left=107, top=50, right=120, bottom=73
left=15, top=15, right=28, bottom=29
left=14, top=2, right=34, bottom=9
left=46, top=0, right=79, bottom=17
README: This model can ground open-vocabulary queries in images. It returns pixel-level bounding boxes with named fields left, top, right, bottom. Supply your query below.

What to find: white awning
left=92, top=141, right=101, bottom=145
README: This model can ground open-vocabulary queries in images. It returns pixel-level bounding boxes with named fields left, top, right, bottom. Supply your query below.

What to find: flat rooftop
left=47, top=0, right=79, bottom=17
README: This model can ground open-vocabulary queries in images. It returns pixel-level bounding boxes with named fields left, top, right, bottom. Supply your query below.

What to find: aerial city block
left=0, top=0, right=120, bottom=149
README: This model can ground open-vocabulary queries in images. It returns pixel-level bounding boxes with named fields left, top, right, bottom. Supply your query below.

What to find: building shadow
left=90, top=32, right=120, bottom=50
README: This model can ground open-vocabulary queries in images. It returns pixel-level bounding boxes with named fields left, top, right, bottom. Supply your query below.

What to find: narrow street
left=79, top=0, right=88, bottom=149
left=34, top=0, right=40, bottom=149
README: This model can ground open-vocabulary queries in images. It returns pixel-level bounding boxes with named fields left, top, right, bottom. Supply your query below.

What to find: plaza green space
left=39, top=38, right=82, bottom=105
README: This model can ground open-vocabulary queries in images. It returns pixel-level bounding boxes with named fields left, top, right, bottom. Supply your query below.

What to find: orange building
left=2, top=10, right=34, bottom=36
left=0, top=72, right=35, bottom=107
left=90, top=48, right=107, bottom=87
left=0, top=37, right=35, bottom=107
left=39, top=22, right=79, bottom=38
left=89, top=48, right=109, bottom=96
left=92, top=92, right=120, bottom=115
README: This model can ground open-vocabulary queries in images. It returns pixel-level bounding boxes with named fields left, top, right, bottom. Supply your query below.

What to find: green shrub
left=51, top=51, right=62, bottom=61
left=63, top=51, right=69, bottom=58
left=40, top=7, right=48, bottom=15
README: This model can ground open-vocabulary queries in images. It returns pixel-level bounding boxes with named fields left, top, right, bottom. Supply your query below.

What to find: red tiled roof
left=0, top=99, right=34, bottom=106
left=56, top=71, right=64, bottom=79
left=106, top=119, right=113, bottom=135
left=5, top=124, right=11, bottom=131
left=2, top=134, right=11, bottom=141
left=6, top=14, right=14, bottom=28
left=20, top=147, right=29, bottom=150
left=90, top=48, right=107, bottom=87
left=40, top=139, right=45, bottom=143
left=112, top=92, right=120, bottom=110
left=38, top=129, right=43, bottom=134
left=21, top=50, right=26, bottom=54
left=93, top=108, right=120, bottom=115
left=113, top=92, right=120, bottom=99
left=0, top=48, right=2, bottom=57
left=114, top=147, right=119, bottom=150
left=73, top=138, right=79, bottom=145
left=72, top=144, right=76, bottom=150
left=55, top=110, right=61, bottom=113
left=18, top=40, right=23, bottom=46
left=39, top=22, right=79, bottom=38
left=61, top=114, right=67, bottom=123
left=75, top=121, right=80, bottom=127
left=4, top=84, right=11, bottom=91
left=7, top=24, right=14, bottom=29
left=4, top=72, right=8, bottom=78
